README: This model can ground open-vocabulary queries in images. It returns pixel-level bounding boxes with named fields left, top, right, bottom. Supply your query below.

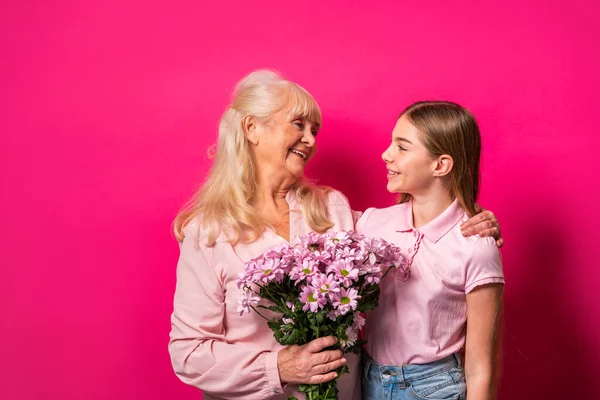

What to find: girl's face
left=381, top=115, right=438, bottom=195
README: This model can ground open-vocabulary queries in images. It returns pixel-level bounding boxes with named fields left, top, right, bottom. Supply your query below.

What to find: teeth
left=291, top=149, right=307, bottom=159
left=388, top=171, right=398, bottom=175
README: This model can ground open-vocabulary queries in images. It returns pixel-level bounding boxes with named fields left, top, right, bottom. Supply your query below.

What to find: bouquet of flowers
left=237, top=230, right=409, bottom=400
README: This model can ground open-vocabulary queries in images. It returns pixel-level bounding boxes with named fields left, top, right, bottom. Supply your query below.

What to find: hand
left=277, top=336, right=347, bottom=385
left=461, top=206, right=504, bottom=248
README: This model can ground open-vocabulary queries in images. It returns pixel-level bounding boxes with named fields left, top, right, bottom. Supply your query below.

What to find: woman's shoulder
left=181, top=216, right=230, bottom=248
left=180, top=217, right=205, bottom=248
left=327, top=189, right=352, bottom=208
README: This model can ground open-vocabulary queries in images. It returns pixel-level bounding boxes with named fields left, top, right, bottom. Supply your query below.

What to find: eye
left=311, top=129, right=318, bottom=137
left=398, top=145, right=407, bottom=151
left=293, top=121, right=304, bottom=130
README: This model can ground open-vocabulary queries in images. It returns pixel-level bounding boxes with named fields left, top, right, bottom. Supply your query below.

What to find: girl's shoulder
left=462, top=233, right=501, bottom=263
left=364, top=202, right=410, bottom=217
left=356, top=203, right=410, bottom=233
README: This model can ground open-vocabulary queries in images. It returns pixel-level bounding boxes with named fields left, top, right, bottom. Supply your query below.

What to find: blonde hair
left=174, top=70, right=334, bottom=246
left=397, top=101, right=481, bottom=217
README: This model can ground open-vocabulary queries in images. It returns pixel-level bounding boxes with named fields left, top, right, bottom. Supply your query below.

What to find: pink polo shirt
left=356, top=199, right=504, bottom=366
left=169, top=190, right=361, bottom=400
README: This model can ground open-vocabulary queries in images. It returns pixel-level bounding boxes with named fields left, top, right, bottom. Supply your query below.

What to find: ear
left=242, top=115, right=259, bottom=145
left=433, top=154, right=453, bottom=177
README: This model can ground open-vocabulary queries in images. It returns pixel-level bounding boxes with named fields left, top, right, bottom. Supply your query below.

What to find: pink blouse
left=169, top=190, right=361, bottom=400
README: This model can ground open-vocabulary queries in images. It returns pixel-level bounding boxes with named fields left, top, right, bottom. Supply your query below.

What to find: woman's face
left=252, top=103, right=319, bottom=182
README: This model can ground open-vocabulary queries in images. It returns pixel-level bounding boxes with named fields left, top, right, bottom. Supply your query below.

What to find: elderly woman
left=168, top=71, right=501, bottom=400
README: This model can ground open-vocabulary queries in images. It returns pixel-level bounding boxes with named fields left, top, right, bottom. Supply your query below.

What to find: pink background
left=1, top=1, right=598, bottom=399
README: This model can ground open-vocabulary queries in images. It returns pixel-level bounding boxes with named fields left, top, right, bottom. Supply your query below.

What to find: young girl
left=358, top=101, right=504, bottom=400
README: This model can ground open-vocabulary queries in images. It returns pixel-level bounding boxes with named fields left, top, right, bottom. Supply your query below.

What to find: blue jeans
left=362, top=353, right=466, bottom=400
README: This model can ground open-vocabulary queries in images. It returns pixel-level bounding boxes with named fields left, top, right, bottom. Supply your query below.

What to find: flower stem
left=249, top=305, right=271, bottom=321
left=381, top=265, right=395, bottom=280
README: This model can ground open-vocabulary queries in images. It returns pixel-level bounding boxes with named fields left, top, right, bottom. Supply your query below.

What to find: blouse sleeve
left=326, top=190, right=357, bottom=231
left=168, top=226, right=285, bottom=399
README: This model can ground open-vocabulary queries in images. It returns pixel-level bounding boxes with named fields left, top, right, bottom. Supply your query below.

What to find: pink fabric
left=356, top=199, right=504, bottom=366
left=168, top=190, right=361, bottom=400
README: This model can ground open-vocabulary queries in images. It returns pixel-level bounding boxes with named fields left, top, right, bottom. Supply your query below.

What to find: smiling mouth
left=290, top=149, right=307, bottom=159
left=387, top=170, right=399, bottom=175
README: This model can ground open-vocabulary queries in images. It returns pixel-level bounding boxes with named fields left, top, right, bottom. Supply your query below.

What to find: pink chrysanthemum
left=299, top=285, right=327, bottom=312
left=326, top=259, right=360, bottom=287
left=311, top=273, right=340, bottom=296
left=290, top=258, right=319, bottom=283
left=331, top=287, right=360, bottom=316
left=237, top=290, right=260, bottom=316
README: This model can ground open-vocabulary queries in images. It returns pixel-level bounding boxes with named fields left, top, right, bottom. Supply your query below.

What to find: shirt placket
left=398, top=229, right=423, bottom=281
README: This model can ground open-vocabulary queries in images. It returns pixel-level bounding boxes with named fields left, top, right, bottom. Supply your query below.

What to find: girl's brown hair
left=398, top=101, right=481, bottom=217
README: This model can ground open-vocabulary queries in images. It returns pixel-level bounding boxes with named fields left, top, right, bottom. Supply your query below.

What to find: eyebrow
left=394, top=137, right=413, bottom=144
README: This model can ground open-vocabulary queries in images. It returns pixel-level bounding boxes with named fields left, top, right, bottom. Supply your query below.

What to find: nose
left=301, top=129, right=316, bottom=147
left=382, top=146, right=393, bottom=163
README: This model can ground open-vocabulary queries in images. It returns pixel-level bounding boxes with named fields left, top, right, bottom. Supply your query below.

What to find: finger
left=313, top=357, right=347, bottom=374
left=477, top=228, right=498, bottom=238
left=480, top=225, right=500, bottom=238
left=312, top=349, right=343, bottom=366
left=469, top=217, right=500, bottom=235
left=307, top=371, right=338, bottom=385
left=483, top=221, right=496, bottom=230
left=461, top=211, right=491, bottom=231
left=305, top=336, right=337, bottom=353
left=496, top=238, right=504, bottom=248
left=472, top=210, right=494, bottom=226
left=491, top=226, right=501, bottom=238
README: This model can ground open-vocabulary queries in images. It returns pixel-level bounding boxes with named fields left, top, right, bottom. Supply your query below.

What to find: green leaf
left=267, top=321, right=280, bottom=331
left=298, top=381, right=340, bottom=399
left=315, top=311, right=325, bottom=324
left=358, top=301, right=377, bottom=312
left=339, top=364, right=349, bottom=375
left=281, top=328, right=302, bottom=345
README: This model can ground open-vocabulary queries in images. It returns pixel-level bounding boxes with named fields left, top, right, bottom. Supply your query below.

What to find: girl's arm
left=464, top=283, right=504, bottom=400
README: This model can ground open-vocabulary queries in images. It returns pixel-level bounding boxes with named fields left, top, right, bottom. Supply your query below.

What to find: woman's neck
left=252, top=179, right=293, bottom=211
left=253, top=166, right=296, bottom=210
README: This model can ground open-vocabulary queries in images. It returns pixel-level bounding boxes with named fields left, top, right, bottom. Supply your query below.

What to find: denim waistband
left=364, top=353, right=462, bottom=385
